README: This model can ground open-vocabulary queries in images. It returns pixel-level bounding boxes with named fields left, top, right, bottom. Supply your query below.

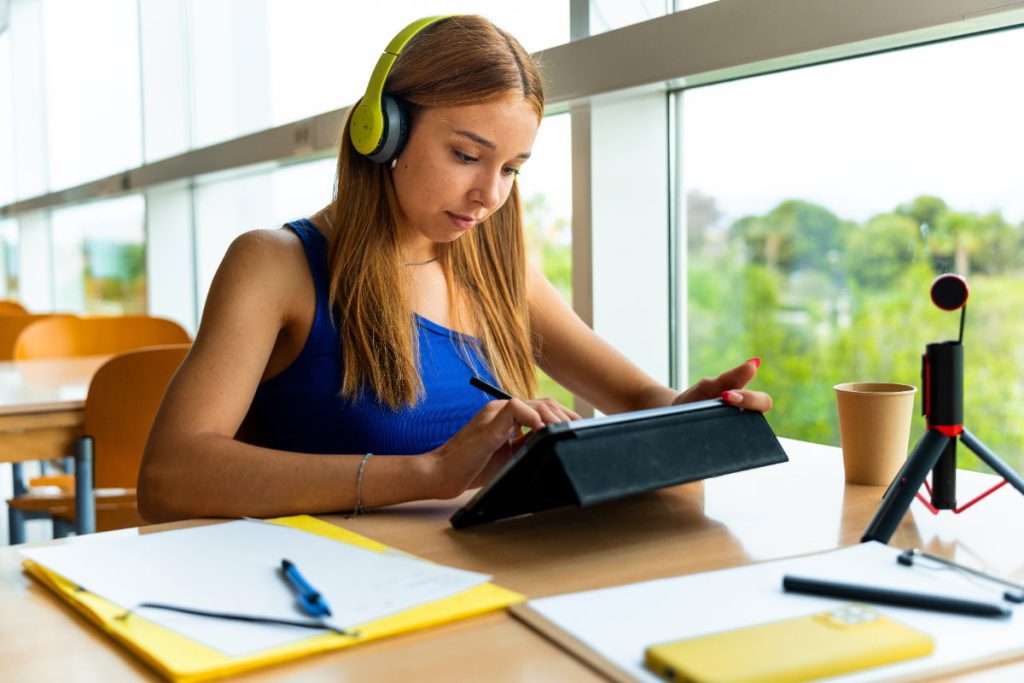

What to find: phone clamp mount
left=863, top=274, right=1024, bottom=544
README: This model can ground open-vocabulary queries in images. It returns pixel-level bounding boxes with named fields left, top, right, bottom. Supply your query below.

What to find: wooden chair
left=7, top=315, right=190, bottom=542
left=13, top=315, right=191, bottom=360
left=1, top=313, right=79, bottom=541
left=0, top=300, right=28, bottom=315
left=7, top=345, right=191, bottom=537
left=0, top=314, right=76, bottom=360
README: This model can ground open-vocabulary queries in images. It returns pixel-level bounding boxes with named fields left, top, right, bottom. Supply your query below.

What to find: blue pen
left=280, top=559, right=332, bottom=618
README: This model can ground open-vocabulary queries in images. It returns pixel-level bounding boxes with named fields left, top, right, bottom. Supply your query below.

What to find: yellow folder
left=22, top=515, right=524, bottom=682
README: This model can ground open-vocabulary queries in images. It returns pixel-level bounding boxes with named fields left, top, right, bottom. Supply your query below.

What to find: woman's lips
left=446, top=212, right=477, bottom=230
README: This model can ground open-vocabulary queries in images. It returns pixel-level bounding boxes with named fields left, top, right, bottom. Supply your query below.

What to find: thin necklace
left=403, top=256, right=439, bottom=266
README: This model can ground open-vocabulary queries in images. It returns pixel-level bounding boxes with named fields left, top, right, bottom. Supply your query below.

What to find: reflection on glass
left=51, top=196, right=146, bottom=314
left=680, top=28, right=1024, bottom=471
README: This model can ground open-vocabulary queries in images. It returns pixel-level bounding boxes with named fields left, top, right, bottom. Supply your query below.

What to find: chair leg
left=52, top=517, right=76, bottom=538
left=9, top=463, right=28, bottom=544
left=8, top=507, right=26, bottom=545
left=74, top=437, right=96, bottom=536
left=11, top=462, right=27, bottom=496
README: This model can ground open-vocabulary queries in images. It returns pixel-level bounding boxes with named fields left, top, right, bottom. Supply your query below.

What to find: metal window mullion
left=666, top=91, right=683, bottom=391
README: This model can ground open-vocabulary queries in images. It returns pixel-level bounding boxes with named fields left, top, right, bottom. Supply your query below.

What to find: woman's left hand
left=672, top=357, right=773, bottom=413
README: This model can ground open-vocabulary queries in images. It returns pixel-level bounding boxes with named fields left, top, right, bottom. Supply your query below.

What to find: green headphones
left=349, top=16, right=454, bottom=165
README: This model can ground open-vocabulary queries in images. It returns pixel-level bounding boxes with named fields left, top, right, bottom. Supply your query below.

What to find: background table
left=2, top=439, right=1023, bottom=681
left=0, top=357, right=109, bottom=544
left=0, top=356, right=107, bottom=465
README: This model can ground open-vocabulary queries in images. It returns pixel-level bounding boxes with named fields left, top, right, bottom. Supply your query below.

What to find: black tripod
left=862, top=275, right=1024, bottom=544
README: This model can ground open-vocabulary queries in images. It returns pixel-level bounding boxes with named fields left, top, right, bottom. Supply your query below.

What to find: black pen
left=470, top=376, right=513, bottom=400
left=782, top=575, right=1011, bottom=618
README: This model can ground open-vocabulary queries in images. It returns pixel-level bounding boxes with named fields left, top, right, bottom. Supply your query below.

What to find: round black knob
left=930, top=274, right=969, bottom=311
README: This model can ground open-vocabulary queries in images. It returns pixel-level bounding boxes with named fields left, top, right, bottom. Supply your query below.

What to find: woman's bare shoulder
left=200, top=226, right=313, bottom=325
left=218, top=227, right=311, bottom=289
left=223, top=226, right=305, bottom=266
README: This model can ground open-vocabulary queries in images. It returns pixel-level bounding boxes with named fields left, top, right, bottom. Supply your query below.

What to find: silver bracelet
left=347, top=452, right=373, bottom=518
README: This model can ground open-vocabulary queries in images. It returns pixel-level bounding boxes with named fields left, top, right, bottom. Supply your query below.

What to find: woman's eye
left=454, top=150, right=477, bottom=163
left=502, top=166, right=521, bottom=177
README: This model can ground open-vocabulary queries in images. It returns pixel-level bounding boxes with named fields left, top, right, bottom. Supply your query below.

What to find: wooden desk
left=2, top=439, right=1023, bottom=681
left=0, top=356, right=107, bottom=464
left=0, top=356, right=109, bottom=543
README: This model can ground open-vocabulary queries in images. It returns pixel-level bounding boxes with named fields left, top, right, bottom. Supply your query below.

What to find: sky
left=682, top=26, right=1024, bottom=228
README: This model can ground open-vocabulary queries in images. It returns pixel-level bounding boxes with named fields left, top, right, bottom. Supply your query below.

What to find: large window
left=187, top=1, right=571, bottom=150
left=41, top=0, right=142, bottom=190
left=680, top=27, right=1024, bottom=471
left=520, top=113, right=572, bottom=303
left=4, top=0, right=571, bottom=179
left=51, top=196, right=146, bottom=314
left=518, top=112, right=572, bottom=403
left=193, top=158, right=337, bottom=306
left=1, top=0, right=571, bottom=324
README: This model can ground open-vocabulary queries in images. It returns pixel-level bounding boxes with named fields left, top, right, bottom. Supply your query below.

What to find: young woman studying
left=138, top=15, right=772, bottom=522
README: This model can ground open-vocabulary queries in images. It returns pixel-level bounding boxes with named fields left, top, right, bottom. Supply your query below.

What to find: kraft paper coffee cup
left=834, top=382, right=917, bottom=485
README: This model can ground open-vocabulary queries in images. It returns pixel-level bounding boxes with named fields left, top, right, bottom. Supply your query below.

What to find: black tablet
left=450, top=399, right=787, bottom=528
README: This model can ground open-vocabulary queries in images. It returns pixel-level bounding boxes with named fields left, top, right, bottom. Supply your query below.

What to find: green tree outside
left=692, top=193, right=1024, bottom=474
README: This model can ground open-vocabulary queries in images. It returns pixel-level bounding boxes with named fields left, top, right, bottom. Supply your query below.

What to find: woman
left=138, top=15, right=771, bottom=522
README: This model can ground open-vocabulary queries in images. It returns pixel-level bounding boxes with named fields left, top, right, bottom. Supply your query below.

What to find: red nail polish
left=748, top=357, right=762, bottom=368
left=721, top=391, right=734, bottom=403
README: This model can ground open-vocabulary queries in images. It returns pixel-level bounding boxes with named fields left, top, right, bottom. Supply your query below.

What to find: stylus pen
left=470, top=376, right=514, bottom=400
left=782, top=575, right=1011, bottom=618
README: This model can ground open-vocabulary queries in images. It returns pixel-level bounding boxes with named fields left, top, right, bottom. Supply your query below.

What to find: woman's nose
left=471, top=169, right=503, bottom=209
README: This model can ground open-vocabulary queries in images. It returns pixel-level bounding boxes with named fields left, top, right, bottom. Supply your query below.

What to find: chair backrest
left=13, top=315, right=191, bottom=360
left=85, top=344, right=191, bottom=489
left=0, top=300, right=28, bottom=315
left=0, top=313, right=77, bottom=360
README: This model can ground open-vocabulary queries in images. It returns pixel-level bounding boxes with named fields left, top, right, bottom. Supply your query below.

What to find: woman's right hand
left=426, top=397, right=579, bottom=499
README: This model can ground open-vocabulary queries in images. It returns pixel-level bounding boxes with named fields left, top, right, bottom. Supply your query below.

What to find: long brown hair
left=327, top=16, right=543, bottom=409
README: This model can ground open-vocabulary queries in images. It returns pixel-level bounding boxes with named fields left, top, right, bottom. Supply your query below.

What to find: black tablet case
left=450, top=400, right=787, bottom=528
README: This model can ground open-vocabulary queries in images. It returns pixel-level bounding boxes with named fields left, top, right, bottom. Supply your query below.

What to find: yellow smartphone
left=644, top=604, right=934, bottom=683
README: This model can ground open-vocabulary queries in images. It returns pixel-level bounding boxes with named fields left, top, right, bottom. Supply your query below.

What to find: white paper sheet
left=527, top=542, right=1023, bottom=682
left=22, top=519, right=490, bottom=656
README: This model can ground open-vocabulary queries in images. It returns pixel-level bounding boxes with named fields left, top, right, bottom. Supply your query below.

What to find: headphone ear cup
left=365, top=93, right=409, bottom=165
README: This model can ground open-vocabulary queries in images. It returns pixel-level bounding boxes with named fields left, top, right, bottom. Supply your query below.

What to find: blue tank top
left=250, top=219, right=498, bottom=455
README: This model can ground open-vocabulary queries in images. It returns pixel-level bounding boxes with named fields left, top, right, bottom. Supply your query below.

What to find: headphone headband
left=350, top=16, right=455, bottom=162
